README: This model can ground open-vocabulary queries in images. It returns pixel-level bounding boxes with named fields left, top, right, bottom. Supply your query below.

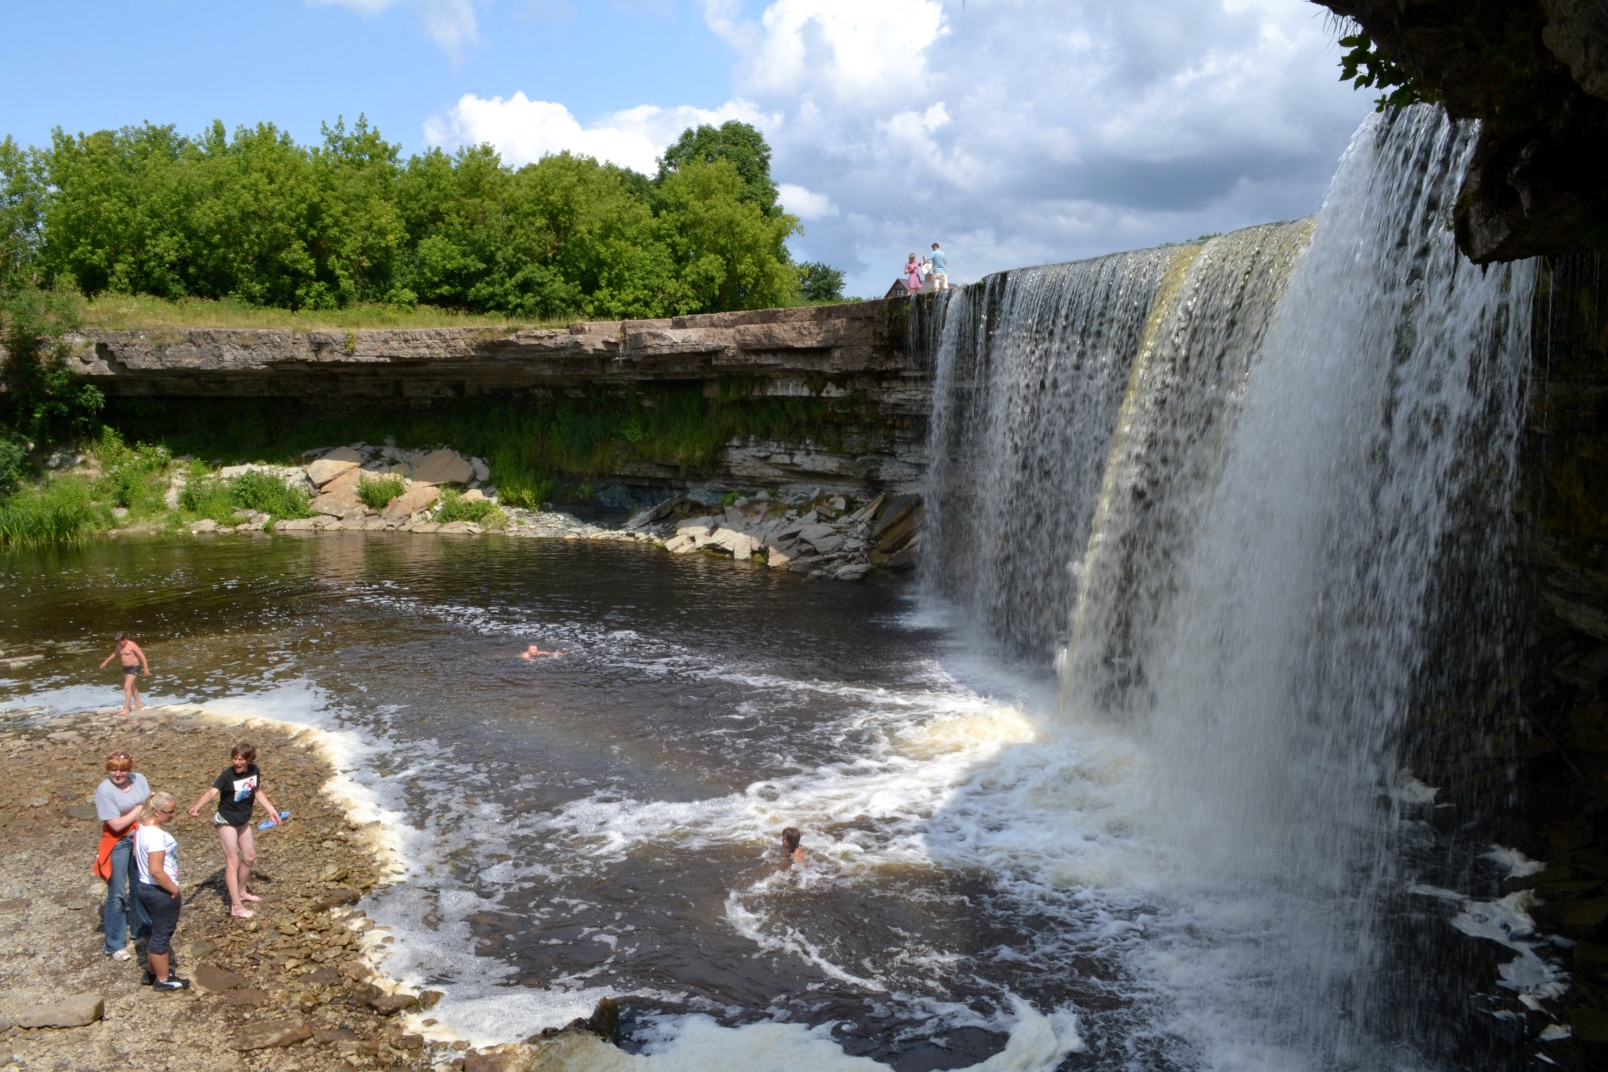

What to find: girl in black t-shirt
left=187, top=742, right=282, bottom=920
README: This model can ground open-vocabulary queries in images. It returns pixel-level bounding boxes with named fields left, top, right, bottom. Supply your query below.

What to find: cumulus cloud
left=307, top=0, right=479, bottom=60
left=417, top=0, right=1373, bottom=294
left=708, top=0, right=1372, bottom=292
left=424, top=93, right=767, bottom=174
left=778, top=183, right=838, bottom=220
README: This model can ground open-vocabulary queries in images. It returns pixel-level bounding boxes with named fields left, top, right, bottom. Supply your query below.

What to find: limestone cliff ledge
left=65, top=301, right=924, bottom=409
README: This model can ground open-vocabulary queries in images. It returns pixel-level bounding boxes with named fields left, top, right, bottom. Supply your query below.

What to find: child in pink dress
left=904, top=254, right=921, bottom=295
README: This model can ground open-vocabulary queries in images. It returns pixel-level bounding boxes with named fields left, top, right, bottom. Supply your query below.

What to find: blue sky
left=1, top=0, right=1373, bottom=297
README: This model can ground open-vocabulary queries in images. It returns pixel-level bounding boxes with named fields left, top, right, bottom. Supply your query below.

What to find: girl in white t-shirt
left=133, top=791, right=189, bottom=990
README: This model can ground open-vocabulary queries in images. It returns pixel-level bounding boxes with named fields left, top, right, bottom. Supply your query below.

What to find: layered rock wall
left=70, top=301, right=932, bottom=495
left=1317, top=0, right=1608, bottom=262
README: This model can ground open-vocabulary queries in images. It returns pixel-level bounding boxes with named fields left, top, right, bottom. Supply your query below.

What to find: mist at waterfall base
left=0, top=106, right=1558, bottom=1072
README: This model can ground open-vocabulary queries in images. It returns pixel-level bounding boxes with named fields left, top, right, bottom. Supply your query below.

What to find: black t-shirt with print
left=213, top=764, right=262, bottom=825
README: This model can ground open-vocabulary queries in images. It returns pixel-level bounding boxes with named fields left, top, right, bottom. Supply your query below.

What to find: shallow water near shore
left=0, top=534, right=1516, bottom=1070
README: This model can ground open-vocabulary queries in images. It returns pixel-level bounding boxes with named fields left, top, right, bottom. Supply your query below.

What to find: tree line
left=0, top=117, right=846, bottom=320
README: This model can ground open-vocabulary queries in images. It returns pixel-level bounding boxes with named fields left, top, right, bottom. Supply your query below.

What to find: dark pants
left=135, top=882, right=181, bottom=956
left=103, top=834, right=152, bottom=954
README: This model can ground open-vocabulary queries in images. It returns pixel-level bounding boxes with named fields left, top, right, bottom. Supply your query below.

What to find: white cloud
left=308, top=0, right=478, bottom=60
left=420, top=0, right=1373, bottom=295
left=778, top=183, right=837, bottom=219
left=423, top=93, right=767, bottom=174
left=706, top=0, right=1373, bottom=293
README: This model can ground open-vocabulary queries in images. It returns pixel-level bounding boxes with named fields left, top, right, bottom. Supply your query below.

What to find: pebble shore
left=0, top=705, right=611, bottom=1071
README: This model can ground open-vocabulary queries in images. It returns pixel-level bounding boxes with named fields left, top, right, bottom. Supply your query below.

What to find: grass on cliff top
left=78, top=293, right=576, bottom=333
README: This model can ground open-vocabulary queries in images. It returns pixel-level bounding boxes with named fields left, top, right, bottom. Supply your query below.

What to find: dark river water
left=2, top=535, right=1149, bottom=1070
left=0, top=533, right=1533, bottom=1071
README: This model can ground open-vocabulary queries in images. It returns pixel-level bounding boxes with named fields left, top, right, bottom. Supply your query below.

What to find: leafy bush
left=358, top=473, right=404, bottom=509
left=180, top=469, right=309, bottom=521
left=92, top=427, right=171, bottom=513
left=0, top=476, right=102, bottom=547
left=435, top=488, right=501, bottom=525
left=178, top=477, right=236, bottom=523
left=228, top=471, right=311, bottom=519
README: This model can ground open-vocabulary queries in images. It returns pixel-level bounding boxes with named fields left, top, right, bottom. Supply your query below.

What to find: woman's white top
left=134, top=823, right=179, bottom=885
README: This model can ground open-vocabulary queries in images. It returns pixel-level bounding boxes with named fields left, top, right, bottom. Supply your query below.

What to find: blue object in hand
left=258, top=810, right=290, bottom=830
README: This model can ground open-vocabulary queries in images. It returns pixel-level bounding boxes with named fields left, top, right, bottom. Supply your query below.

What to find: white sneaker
left=108, top=948, right=131, bottom=961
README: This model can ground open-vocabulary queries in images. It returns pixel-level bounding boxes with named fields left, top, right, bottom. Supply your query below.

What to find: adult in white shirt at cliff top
left=929, top=244, right=949, bottom=290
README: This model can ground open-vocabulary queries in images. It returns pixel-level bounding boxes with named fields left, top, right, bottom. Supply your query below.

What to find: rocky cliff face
left=70, top=302, right=933, bottom=497
left=1319, top=0, right=1608, bottom=262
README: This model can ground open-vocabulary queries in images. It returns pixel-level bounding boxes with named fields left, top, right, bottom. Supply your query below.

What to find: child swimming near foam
left=520, top=644, right=569, bottom=660
left=781, top=827, right=806, bottom=865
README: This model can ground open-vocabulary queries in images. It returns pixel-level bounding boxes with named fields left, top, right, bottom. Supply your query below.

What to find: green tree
left=656, top=121, right=782, bottom=216
left=798, top=261, right=846, bottom=302
left=655, top=159, right=800, bottom=312
left=0, top=136, right=45, bottom=290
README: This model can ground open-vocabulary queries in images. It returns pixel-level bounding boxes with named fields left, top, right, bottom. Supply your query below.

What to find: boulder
left=368, top=993, right=418, bottom=1016
left=766, top=545, right=794, bottom=570
left=805, top=532, right=845, bottom=555
left=311, top=468, right=364, bottom=516
left=234, top=1018, right=312, bottom=1051
left=465, top=1050, right=536, bottom=1072
left=708, top=528, right=761, bottom=561
left=797, top=523, right=836, bottom=545
left=411, top=522, right=442, bottom=534
left=194, top=964, right=248, bottom=993
left=306, top=458, right=359, bottom=487
left=274, top=517, right=318, bottom=531
left=191, top=519, right=219, bottom=534
left=314, top=887, right=361, bottom=911
left=677, top=517, right=717, bottom=535
left=461, top=488, right=487, bottom=503
left=438, top=521, right=477, bottom=534
left=412, top=449, right=474, bottom=485
left=871, top=494, right=920, bottom=541
left=319, top=446, right=366, bottom=464
left=882, top=541, right=920, bottom=572
left=873, top=500, right=924, bottom=554
left=664, top=534, right=698, bottom=554
left=381, top=484, right=441, bottom=522
left=470, top=456, right=491, bottom=482
left=835, top=564, right=872, bottom=582
left=14, top=994, right=104, bottom=1028
left=223, top=987, right=270, bottom=1007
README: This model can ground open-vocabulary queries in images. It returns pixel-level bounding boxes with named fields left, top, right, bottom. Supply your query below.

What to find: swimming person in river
left=781, top=827, right=806, bottom=864
left=187, top=742, right=282, bottom=919
left=521, top=644, right=569, bottom=659
left=98, top=631, right=149, bottom=715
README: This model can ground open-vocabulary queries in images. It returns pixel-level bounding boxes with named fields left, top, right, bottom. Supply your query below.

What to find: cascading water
left=919, top=104, right=1538, bottom=1067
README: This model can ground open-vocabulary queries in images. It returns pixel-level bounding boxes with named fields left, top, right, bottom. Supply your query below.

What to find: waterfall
left=920, top=105, right=1537, bottom=1065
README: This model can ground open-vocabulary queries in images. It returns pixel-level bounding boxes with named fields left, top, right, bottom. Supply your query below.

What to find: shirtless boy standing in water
left=98, top=632, right=149, bottom=715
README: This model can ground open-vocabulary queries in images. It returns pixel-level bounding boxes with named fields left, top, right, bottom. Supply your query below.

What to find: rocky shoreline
left=154, top=440, right=925, bottom=582
left=0, top=705, right=615, bottom=1072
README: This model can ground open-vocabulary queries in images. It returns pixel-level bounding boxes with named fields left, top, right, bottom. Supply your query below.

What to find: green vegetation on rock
left=435, top=488, right=502, bottom=526
left=357, top=473, right=406, bottom=510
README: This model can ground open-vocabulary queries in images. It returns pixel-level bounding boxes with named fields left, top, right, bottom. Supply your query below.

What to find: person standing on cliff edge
left=929, top=243, right=949, bottom=290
